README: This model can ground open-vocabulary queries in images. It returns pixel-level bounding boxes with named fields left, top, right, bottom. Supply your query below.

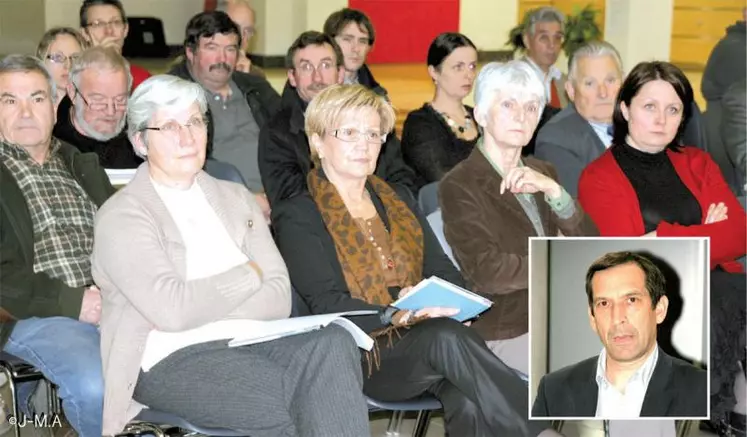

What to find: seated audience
left=170, top=11, right=281, bottom=219
left=259, top=31, right=415, bottom=207
left=702, top=10, right=746, bottom=194
left=578, top=61, right=746, bottom=433
left=79, top=0, right=150, bottom=90
left=53, top=46, right=142, bottom=168
left=401, top=32, right=480, bottom=190
left=0, top=54, right=114, bottom=437
left=534, top=41, right=623, bottom=197
left=219, top=0, right=265, bottom=78
left=721, top=79, right=746, bottom=194
left=323, top=8, right=387, bottom=96
left=91, top=75, right=371, bottom=436
left=440, top=61, right=597, bottom=374
left=272, top=84, right=561, bottom=437
left=36, top=27, right=87, bottom=109
left=520, top=7, right=568, bottom=109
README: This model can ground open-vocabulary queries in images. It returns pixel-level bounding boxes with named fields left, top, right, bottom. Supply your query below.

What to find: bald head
left=223, top=0, right=255, bottom=51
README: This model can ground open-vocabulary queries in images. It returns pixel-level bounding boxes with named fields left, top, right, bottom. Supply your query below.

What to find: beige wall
left=460, top=0, right=519, bottom=52
left=605, top=0, right=674, bottom=73
left=0, top=0, right=46, bottom=54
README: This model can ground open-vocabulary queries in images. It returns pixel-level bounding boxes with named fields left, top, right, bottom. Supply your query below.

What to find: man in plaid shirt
left=0, top=54, right=115, bottom=436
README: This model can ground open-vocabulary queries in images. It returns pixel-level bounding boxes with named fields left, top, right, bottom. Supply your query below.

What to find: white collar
left=524, top=56, right=563, bottom=81
left=595, top=346, right=659, bottom=392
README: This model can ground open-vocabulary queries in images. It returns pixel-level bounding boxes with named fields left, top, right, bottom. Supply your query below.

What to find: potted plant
left=507, top=4, right=602, bottom=58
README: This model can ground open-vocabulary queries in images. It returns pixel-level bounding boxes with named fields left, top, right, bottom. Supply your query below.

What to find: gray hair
left=69, top=46, right=133, bottom=91
left=523, top=6, right=565, bottom=37
left=474, top=60, right=546, bottom=120
left=0, top=54, right=57, bottom=101
left=568, top=41, right=623, bottom=83
left=127, top=74, right=208, bottom=158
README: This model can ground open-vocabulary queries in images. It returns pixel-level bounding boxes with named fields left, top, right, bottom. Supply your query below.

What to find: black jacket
left=53, top=96, right=142, bottom=169
left=168, top=61, right=281, bottom=158
left=0, top=141, right=116, bottom=347
left=271, top=176, right=464, bottom=333
left=356, top=64, right=388, bottom=97
left=258, top=81, right=417, bottom=207
left=532, top=349, right=707, bottom=418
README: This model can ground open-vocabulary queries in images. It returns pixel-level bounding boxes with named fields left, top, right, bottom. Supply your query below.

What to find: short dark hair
left=427, top=32, right=476, bottom=69
left=585, top=251, right=666, bottom=315
left=285, top=31, right=344, bottom=69
left=184, top=11, right=240, bottom=52
left=323, top=8, right=376, bottom=46
left=79, top=0, right=126, bottom=28
left=612, top=61, right=694, bottom=150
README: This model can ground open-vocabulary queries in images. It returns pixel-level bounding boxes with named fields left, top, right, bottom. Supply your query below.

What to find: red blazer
left=579, top=146, right=746, bottom=272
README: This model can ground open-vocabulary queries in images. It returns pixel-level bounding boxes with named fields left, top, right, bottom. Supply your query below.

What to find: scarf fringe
left=363, top=315, right=428, bottom=377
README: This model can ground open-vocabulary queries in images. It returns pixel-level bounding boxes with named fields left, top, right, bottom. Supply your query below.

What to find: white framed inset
left=528, top=236, right=710, bottom=421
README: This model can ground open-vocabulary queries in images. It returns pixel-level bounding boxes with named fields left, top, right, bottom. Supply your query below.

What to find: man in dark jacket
left=53, top=46, right=142, bottom=169
left=323, top=8, right=388, bottom=97
left=0, top=54, right=116, bottom=437
left=702, top=13, right=746, bottom=194
left=258, top=31, right=416, bottom=207
left=169, top=10, right=281, bottom=218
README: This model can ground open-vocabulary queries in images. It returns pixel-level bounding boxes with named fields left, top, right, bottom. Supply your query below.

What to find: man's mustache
left=209, top=63, right=232, bottom=72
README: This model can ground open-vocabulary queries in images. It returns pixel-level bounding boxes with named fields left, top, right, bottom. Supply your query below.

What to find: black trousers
left=361, top=317, right=549, bottom=437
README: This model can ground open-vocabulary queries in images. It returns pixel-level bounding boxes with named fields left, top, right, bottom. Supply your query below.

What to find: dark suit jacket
left=439, top=149, right=598, bottom=341
left=271, top=179, right=464, bottom=334
left=534, top=104, right=606, bottom=198
left=532, top=349, right=708, bottom=418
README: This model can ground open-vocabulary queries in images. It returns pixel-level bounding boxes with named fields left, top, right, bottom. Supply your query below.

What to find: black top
left=401, top=103, right=480, bottom=190
left=52, top=96, right=142, bottom=169
left=258, top=82, right=417, bottom=207
left=271, top=176, right=465, bottom=333
left=612, top=143, right=702, bottom=233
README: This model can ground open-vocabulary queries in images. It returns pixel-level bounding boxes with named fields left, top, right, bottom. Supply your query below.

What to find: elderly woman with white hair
left=272, top=83, right=560, bottom=437
left=440, top=61, right=597, bottom=373
left=91, top=74, right=371, bottom=437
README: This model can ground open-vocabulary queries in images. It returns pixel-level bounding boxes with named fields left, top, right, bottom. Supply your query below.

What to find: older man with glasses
left=79, top=0, right=151, bottom=90
left=53, top=45, right=142, bottom=169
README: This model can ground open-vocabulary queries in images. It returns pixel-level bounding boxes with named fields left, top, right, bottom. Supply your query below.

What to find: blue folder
left=392, top=276, right=492, bottom=322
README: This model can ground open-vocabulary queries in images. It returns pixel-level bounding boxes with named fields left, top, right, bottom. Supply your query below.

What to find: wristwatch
left=379, top=306, right=399, bottom=325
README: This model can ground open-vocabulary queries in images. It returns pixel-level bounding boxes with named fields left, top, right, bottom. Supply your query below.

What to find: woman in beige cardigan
left=91, top=75, right=370, bottom=436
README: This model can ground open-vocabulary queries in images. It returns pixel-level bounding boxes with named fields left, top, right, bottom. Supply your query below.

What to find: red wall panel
left=348, top=0, right=461, bottom=64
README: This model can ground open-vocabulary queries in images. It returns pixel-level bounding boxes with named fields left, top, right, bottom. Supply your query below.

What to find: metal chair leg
left=1, top=367, right=22, bottom=437
left=386, top=410, right=404, bottom=436
left=120, top=422, right=167, bottom=437
left=412, top=410, right=432, bottom=437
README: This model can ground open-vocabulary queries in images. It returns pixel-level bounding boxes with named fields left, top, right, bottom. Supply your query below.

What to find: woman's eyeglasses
left=331, top=127, right=386, bottom=144
left=46, top=53, right=80, bottom=66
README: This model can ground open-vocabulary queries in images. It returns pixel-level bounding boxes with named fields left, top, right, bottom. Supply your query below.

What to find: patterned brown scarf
left=307, top=169, right=424, bottom=306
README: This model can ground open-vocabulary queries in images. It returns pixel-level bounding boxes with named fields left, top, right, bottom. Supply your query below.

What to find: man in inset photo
left=532, top=251, right=707, bottom=418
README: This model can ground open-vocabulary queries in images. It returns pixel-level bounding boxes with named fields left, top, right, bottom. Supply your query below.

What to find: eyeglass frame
left=330, top=127, right=387, bottom=144
left=45, top=52, right=81, bottom=67
left=141, top=116, right=209, bottom=137
left=294, top=60, right=337, bottom=77
left=85, top=18, right=126, bottom=31
left=72, top=83, right=128, bottom=113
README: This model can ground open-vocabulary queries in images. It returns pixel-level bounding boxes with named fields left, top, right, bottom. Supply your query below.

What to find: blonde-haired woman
left=36, top=27, right=87, bottom=108
left=272, top=84, right=561, bottom=437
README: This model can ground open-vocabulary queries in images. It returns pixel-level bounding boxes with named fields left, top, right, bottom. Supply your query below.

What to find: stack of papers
left=105, top=168, right=137, bottom=187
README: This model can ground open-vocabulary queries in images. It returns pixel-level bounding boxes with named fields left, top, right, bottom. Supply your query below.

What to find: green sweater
left=0, top=140, right=115, bottom=347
